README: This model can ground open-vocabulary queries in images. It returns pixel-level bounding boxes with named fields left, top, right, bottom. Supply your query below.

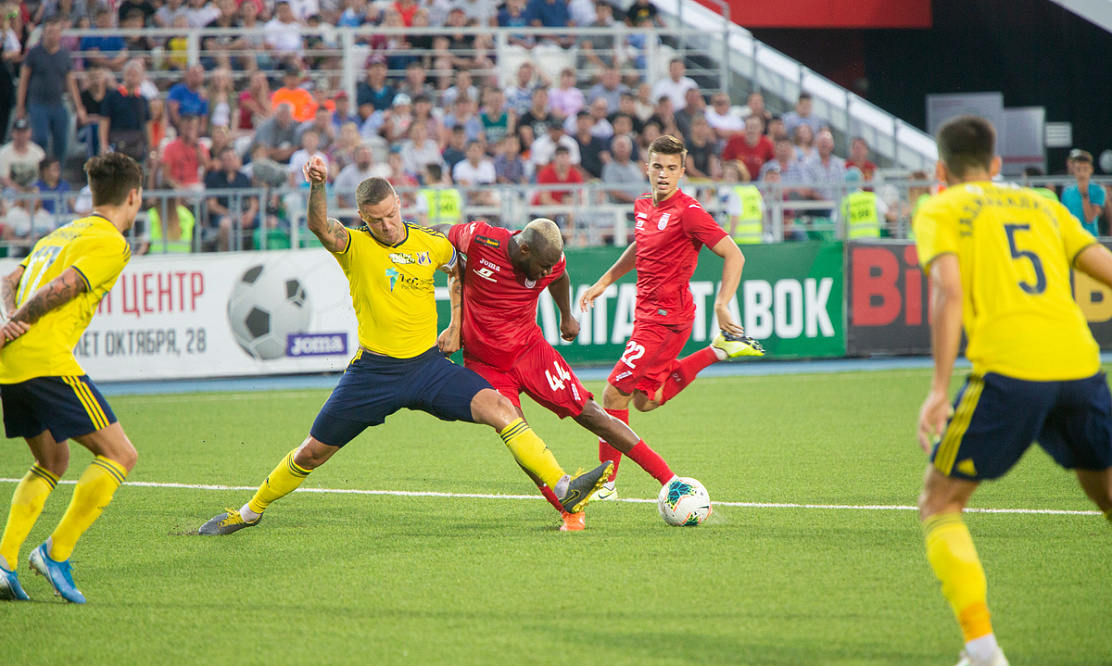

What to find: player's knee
left=632, top=392, right=659, bottom=412
left=36, top=447, right=70, bottom=478
left=101, top=439, right=138, bottom=473
left=601, top=383, right=631, bottom=410
left=471, top=389, right=517, bottom=430
left=87, top=426, right=139, bottom=472
left=295, top=437, right=335, bottom=470
left=119, top=444, right=138, bottom=473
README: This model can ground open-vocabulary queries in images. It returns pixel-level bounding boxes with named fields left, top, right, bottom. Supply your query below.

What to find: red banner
left=716, top=0, right=931, bottom=29
left=846, top=240, right=1112, bottom=356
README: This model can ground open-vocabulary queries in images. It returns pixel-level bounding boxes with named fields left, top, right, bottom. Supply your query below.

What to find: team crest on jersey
left=389, top=253, right=415, bottom=265
left=475, top=235, right=500, bottom=248
left=416, top=252, right=431, bottom=266
left=657, top=213, right=671, bottom=230
left=524, top=279, right=536, bottom=288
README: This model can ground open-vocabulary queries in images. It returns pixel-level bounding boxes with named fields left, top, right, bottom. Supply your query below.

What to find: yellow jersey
left=914, top=181, right=1099, bottom=381
left=332, top=223, right=456, bottom=359
left=1, top=215, right=131, bottom=383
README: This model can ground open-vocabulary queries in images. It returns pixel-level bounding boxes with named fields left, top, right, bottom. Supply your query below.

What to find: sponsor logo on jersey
left=389, top=253, right=415, bottom=265
left=385, top=268, right=425, bottom=291
left=479, top=258, right=501, bottom=272
left=475, top=267, right=498, bottom=282
left=286, top=333, right=348, bottom=357
left=657, top=308, right=668, bottom=316
left=657, top=213, right=671, bottom=231
left=475, top=235, right=501, bottom=248
left=614, top=370, right=632, bottom=381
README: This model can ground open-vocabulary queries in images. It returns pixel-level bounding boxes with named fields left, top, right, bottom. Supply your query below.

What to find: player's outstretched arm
left=918, top=254, right=962, bottom=453
left=548, top=272, right=579, bottom=341
left=709, top=236, right=746, bottom=336
left=579, top=242, right=636, bottom=311
left=1075, top=243, right=1112, bottom=289
left=303, top=155, right=349, bottom=253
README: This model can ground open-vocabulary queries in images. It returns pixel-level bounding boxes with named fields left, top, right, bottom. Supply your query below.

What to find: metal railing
left=6, top=177, right=1107, bottom=257
left=63, top=25, right=729, bottom=99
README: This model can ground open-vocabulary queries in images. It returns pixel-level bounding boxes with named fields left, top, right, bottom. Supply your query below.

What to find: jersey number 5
left=1004, top=223, right=1047, bottom=295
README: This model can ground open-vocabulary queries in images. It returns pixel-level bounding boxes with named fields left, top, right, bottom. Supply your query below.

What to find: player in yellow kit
left=0, top=153, right=144, bottom=604
left=914, top=115, right=1112, bottom=666
left=199, top=157, right=611, bottom=536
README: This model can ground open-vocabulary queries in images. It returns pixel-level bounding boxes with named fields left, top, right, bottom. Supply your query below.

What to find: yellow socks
left=0, top=465, right=59, bottom=570
left=499, top=418, right=564, bottom=490
left=49, top=457, right=127, bottom=562
left=923, top=512, right=993, bottom=643
left=247, top=449, right=311, bottom=515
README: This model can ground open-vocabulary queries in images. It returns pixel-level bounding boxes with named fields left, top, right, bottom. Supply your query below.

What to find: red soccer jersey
left=447, top=221, right=566, bottom=371
left=632, top=189, right=728, bottom=325
left=531, top=164, right=584, bottom=205
left=721, top=134, right=774, bottom=182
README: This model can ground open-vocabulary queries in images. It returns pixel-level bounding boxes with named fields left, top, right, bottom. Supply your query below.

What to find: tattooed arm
left=437, top=265, right=463, bottom=355
left=8, top=267, right=87, bottom=326
left=0, top=265, right=23, bottom=322
left=303, top=155, right=350, bottom=253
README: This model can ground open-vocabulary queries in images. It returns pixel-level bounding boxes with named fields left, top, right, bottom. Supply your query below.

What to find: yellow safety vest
left=419, top=187, right=463, bottom=225
left=1031, top=187, right=1059, bottom=202
left=147, top=205, right=195, bottom=253
left=730, top=185, right=763, bottom=244
left=842, top=190, right=880, bottom=239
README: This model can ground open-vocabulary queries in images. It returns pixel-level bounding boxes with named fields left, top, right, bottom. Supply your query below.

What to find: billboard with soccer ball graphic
left=0, top=250, right=359, bottom=381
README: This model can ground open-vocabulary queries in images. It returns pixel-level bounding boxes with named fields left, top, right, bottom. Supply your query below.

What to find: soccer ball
left=227, top=259, right=312, bottom=360
left=658, top=477, right=712, bottom=526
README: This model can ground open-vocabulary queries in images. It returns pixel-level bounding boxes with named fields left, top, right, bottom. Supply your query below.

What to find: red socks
left=599, top=408, right=628, bottom=482
left=625, top=440, right=674, bottom=485
left=538, top=483, right=565, bottom=515
left=599, top=408, right=673, bottom=485
left=660, top=347, right=719, bottom=405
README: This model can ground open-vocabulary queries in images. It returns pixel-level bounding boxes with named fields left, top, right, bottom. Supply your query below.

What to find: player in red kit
left=580, top=135, right=764, bottom=500
left=438, top=218, right=680, bottom=531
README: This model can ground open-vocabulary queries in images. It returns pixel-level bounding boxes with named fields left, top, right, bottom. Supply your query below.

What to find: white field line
left=0, top=478, right=1101, bottom=516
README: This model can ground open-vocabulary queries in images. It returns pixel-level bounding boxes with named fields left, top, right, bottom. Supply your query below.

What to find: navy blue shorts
left=931, top=372, right=1112, bottom=480
left=310, top=347, right=493, bottom=448
left=1, top=375, right=118, bottom=442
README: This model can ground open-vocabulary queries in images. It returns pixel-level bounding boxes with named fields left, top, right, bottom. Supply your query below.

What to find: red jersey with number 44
left=447, top=221, right=567, bottom=372
left=633, top=189, right=728, bottom=325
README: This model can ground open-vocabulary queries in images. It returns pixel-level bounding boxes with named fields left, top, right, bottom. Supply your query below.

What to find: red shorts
left=465, top=340, right=592, bottom=418
left=607, top=319, right=693, bottom=396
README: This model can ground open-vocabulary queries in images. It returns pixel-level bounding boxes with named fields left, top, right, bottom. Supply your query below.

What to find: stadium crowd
left=0, top=0, right=1107, bottom=252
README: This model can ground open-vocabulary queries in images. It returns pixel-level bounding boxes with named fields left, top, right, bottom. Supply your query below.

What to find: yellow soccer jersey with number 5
left=332, top=223, right=456, bottom=358
left=1, top=215, right=131, bottom=384
left=914, top=181, right=1100, bottom=381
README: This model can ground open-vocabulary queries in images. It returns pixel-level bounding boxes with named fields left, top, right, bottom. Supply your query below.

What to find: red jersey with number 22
left=447, top=221, right=566, bottom=372
left=633, top=189, right=728, bottom=325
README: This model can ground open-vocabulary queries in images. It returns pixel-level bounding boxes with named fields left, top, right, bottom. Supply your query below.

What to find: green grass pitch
left=2, top=369, right=1110, bottom=665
